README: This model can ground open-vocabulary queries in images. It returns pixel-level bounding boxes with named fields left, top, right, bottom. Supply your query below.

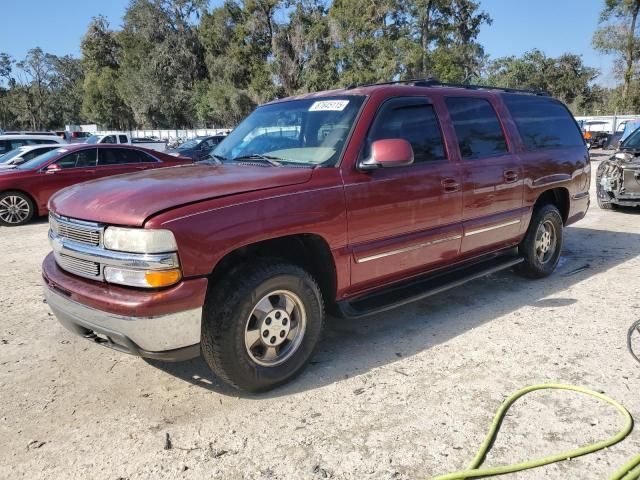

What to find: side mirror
left=358, top=139, right=414, bottom=171
left=45, top=163, right=61, bottom=174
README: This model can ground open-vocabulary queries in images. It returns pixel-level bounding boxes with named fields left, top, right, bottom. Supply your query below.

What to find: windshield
left=0, top=148, right=25, bottom=164
left=177, top=139, right=200, bottom=150
left=16, top=148, right=64, bottom=170
left=621, top=128, right=640, bottom=150
left=84, top=135, right=100, bottom=144
left=212, top=96, right=366, bottom=167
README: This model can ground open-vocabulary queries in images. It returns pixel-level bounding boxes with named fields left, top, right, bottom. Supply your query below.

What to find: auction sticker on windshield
left=309, top=100, right=350, bottom=112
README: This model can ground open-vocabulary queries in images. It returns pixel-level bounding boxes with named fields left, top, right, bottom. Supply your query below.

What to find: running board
left=336, top=254, right=524, bottom=319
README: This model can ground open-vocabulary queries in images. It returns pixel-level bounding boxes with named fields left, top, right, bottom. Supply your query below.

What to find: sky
left=0, top=0, right=617, bottom=86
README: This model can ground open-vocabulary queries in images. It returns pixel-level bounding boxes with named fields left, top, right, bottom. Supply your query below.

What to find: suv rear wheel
left=201, top=260, right=324, bottom=392
left=517, top=203, right=563, bottom=278
left=0, top=191, right=34, bottom=226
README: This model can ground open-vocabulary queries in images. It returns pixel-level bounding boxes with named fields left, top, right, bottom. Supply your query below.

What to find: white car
left=0, top=144, right=63, bottom=167
left=0, top=134, right=66, bottom=157
left=84, top=133, right=167, bottom=152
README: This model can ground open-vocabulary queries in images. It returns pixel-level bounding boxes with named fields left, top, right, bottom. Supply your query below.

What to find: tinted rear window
left=502, top=94, right=584, bottom=150
left=445, top=97, right=508, bottom=159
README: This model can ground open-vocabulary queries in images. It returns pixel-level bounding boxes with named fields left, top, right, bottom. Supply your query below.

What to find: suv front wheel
left=517, top=203, right=563, bottom=278
left=201, top=260, right=324, bottom=392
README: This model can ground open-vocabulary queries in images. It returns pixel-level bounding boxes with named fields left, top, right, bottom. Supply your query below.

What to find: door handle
left=441, top=178, right=460, bottom=193
left=503, top=170, right=519, bottom=183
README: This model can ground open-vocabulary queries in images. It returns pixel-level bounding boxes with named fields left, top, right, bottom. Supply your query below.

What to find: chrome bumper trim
left=44, top=283, right=201, bottom=352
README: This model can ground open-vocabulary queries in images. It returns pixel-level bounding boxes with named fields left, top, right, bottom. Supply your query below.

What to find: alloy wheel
left=534, top=219, right=556, bottom=264
left=244, top=289, right=307, bottom=367
left=0, top=195, right=31, bottom=225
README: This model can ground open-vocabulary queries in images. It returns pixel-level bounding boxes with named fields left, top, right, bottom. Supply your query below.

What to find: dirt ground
left=1, top=149, right=639, bottom=480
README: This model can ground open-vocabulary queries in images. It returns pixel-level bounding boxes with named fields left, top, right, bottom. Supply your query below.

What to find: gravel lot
left=1, top=150, right=639, bottom=480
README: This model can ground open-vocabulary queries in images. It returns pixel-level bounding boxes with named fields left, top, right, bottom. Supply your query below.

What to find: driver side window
left=366, top=97, right=447, bottom=164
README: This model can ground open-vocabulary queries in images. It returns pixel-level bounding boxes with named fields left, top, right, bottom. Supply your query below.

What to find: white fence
left=95, top=128, right=232, bottom=141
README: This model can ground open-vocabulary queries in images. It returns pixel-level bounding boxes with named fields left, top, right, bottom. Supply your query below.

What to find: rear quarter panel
left=493, top=95, right=591, bottom=229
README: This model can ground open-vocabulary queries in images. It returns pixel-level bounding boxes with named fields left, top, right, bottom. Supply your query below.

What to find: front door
left=444, top=96, right=524, bottom=255
left=36, top=148, right=98, bottom=210
left=344, top=96, right=463, bottom=291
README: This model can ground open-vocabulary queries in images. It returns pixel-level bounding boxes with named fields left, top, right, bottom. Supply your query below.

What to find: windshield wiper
left=232, top=153, right=283, bottom=167
left=199, top=153, right=228, bottom=165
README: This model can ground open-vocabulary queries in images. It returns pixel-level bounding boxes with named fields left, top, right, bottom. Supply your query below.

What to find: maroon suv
left=43, top=81, right=590, bottom=391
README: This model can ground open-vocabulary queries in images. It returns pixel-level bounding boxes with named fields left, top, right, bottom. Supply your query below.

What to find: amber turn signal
left=144, top=269, right=182, bottom=288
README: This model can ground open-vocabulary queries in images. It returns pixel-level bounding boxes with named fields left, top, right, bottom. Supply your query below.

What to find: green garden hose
left=430, top=384, right=640, bottom=480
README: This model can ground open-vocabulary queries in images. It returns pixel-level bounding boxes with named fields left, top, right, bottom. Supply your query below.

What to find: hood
left=165, top=148, right=191, bottom=156
left=49, top=163, right=314, bottom=226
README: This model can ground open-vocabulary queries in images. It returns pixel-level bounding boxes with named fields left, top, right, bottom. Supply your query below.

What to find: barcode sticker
left=309, top=100, right=350, bottom=112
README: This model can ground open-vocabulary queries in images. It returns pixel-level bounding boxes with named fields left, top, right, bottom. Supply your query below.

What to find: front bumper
left=44, top=278, right=202, bottom=362
left=611, top=196, right=640, bottom=207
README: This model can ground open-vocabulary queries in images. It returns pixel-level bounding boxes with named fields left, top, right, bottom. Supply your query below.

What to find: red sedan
left=0, top=144, right=192, bottom=226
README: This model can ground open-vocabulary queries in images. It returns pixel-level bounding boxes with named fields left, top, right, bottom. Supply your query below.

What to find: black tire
left=201, top=260, right=324, bottom=392
left=517, top=204, right=563, bottom=278
left=0, top=191, right=34, bottom=226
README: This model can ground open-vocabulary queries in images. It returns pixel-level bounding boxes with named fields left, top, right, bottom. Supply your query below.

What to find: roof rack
left=346, top=77, right=550, bottom=96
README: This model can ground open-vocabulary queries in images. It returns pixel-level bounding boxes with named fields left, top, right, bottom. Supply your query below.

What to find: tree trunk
left=622, top=0, right=640, bottom=111
left=420, top=0, right=433, bottom=77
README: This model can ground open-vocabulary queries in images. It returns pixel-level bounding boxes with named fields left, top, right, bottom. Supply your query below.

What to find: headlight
left=103, top=227, right=177, bottom=253
left=104, top=266, right=182, bottom=288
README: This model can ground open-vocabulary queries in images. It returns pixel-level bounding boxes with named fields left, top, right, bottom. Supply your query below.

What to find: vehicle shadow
left=146, top=226, right=640, bottom=398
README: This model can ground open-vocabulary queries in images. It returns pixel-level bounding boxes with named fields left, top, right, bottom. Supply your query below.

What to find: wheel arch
left=533, top=187, right=570, bottom=224
left=209, top=233, right=338, bottom=306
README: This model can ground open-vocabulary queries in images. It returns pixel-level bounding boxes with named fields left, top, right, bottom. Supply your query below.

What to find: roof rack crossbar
left=346, top=78, right=550, bottom=96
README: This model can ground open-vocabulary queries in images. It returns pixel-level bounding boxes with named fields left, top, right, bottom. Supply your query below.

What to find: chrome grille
left=50, top=215, right=101, bottom=246
left=57, top=254, right=101, bottom=278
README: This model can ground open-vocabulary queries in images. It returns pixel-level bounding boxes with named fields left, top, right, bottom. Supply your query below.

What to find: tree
left=81, top=16, right=132, bottom=128
left=486, top=50, right=599, bottom=106
left=328, top=0, right=404, bottom=85
left=593, top=0, right=640, bottom=111
left=273, top=0, right=337, bottom=95
left=118, top=0, right=207, bottom=127
left=11, top=48, right=58, bottom=129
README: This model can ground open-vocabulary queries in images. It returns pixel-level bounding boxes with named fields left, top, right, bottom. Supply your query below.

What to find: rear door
left=444, top=96, right=524, bottom=255
left=345, top=96, right=463, bottom=290
left=96, top=148, right=159, bottom=177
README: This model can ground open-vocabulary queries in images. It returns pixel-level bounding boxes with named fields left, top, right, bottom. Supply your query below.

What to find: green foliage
left=593, top=0, right=640, bottom=111
left=486, top=49, right=599, bottom=106
left=3, top=0, right=634, bottom=129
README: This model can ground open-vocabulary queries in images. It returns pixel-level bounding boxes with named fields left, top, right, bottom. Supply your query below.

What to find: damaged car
left=596, top=129, right=640, bottom=210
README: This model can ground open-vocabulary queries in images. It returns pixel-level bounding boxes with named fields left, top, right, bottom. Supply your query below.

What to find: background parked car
left=0, top=144, right=192, bottom=226
left=62, top=131, right=93, bottom=143
left=581, top=120, right=610, bottom=149
left=0, top=145, right=62, bottom=167
left=165, top=135, right=226, bottom=161
left=84, top=133, right=167, bottom=152
left=0, top=134, right=66, bottom=156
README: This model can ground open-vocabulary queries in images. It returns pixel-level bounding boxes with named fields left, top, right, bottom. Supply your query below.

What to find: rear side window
left=118, top=135, right=128, bottom=143
left=446, top=97, right=508, bottom=159
left=502, top=94, right=584, bottom=150
left=366, top=97, right=446, bottom=163
left=98, top=148, right=151, bottom=165
left=57, top=149, right=98, bottom=169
